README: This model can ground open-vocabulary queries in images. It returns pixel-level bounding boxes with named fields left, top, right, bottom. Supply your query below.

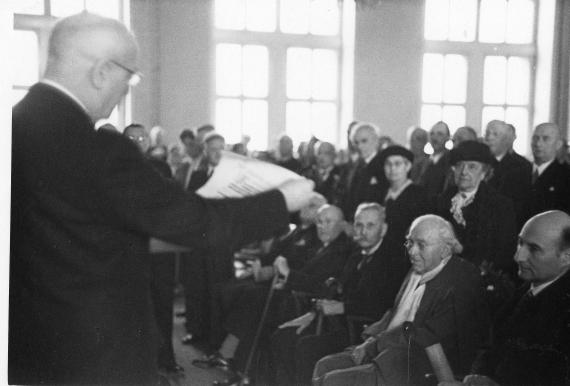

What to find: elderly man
left=313, top=215, right=489, bottom=386
left=303, top=141, right=343, bottom=206
left=450, top=210, right=570, bottom=386
left=528, top=122, right=570, bottom=217
left=342, top=122, right=387, bottom=220
left=419, top=121, right=452, bottom=199
left=272, top=203, right=410, bottom=385
left=10, top=12, right=315, bottom=385
left=485, top=120, right=532, bottom=227
left=195, top=205, right=352, bottom=383
left=436, top=141, right=517, bottom=275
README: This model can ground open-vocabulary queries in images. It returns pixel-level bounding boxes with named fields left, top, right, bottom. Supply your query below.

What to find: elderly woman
left=435, top=140, right=518, bottom=279
left=379, top=145, right=430, bottom=244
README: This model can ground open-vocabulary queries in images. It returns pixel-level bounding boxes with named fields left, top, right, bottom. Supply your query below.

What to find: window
left=213, top=0, right=351, bottom=150
left=422, top=0, right=536, bottom=155
left=13, top=0, right=130, bottom=129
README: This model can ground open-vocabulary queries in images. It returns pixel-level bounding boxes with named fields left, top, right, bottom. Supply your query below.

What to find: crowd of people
left=127, top=116, right=570, bottom=386
left=10, top=11, right=570, bottom=386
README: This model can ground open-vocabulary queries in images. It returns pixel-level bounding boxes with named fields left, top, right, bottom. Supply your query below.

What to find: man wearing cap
left=435, top=140, right=518, bottom=278
left=380, top=145, right=431, bottom=244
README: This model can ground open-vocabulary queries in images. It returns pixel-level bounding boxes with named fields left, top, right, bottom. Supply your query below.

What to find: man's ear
left=560, top=247, right=570, bottom=268
left=381, top=223, right=388, bottom=238
left=90, top=59, right=110, bottom=89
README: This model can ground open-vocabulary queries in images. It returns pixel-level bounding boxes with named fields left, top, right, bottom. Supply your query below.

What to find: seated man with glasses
left=312, top=215, right=489, bottom=386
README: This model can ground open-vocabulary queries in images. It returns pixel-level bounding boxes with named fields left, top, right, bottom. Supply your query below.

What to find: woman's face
left=384, top=155, right=411, bottom=184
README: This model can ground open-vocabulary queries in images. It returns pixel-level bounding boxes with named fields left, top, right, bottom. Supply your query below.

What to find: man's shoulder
left=438, top=257, right=481, bottom=287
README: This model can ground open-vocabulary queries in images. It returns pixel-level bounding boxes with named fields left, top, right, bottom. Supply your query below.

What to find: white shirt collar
left=362, top=238, right=383, bottom=256
left=530, top=269, right=568, bottom=296
left=40, top=79, right=90, bottom=120
left=430, top=151, right=444, bottom=164
left=364, top=151, right=377, bottom=164
left=495, top=152, right=507, bottom=162
left=533, top=159, right=554, bottom=177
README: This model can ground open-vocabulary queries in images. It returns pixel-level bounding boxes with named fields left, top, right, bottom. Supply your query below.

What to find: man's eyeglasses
left=110, top=60, right=142, bottom=87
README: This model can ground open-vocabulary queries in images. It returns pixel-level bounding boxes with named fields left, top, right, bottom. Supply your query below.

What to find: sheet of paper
left=196, top=150, right=302, bottom=198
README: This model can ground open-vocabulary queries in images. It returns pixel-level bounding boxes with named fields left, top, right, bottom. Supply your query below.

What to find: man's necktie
left=532, top=168, right=539, bottom=184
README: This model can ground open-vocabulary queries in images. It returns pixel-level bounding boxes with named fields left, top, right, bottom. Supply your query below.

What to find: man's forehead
left=534, top=125, right=559, bottom=138
left=355, top=210, right=380, bottom=224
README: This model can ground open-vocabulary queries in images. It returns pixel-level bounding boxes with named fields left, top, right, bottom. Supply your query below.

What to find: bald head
left=485, top=120, right=514, bottom=157
left=515, top=211, right=570, bottom=284
left=44, top=12, right=139, bottom=122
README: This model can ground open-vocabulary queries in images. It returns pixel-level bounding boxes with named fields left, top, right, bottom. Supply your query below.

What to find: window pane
left=286, top=101, right=311, bottom=145
left=280, top=0, right=309, bottom=34
left=481, top=106, right=505, bottom=130
left=12, top=89, right=28, bottom=106
left=216, top=98, right=242, bottom=142
left=312, top=49, right=337, bottom=100
left=442, top=105, right=466, bottom=132
left=246, top=0, right=276, bottom=32
left=310, top=0, right=339, bottom=36
left=13, top=0, right=44, bottom=15
left=243, top=100, right=268, bottom=150
left=287, top=47, right=311, bottom=99
left=424, top=0, right=449, bottom=40
left=50, top=0, right=85, bottom=17
left=506, top=57, right=530, bottom=105
left=86, top=0, right=120, bottom=19
left=483, top=56, right=507, bottom=105
left=443, top=54, right=467, bottom=103
left=215, top=0, right=246, bottom=30
left=216, top=44, right=242, bottom=96
left=449, top=0, right=477, bottom=42
left=243, top=45, right=268, bottom=98
left=311, top=102, right=337, bottom=143
left=12, top=30, right=39, bottom=87
left=421, top=104, right=443, bottom=132
left=506, top=0, right=534, bottom=44
left=506, top=107, right=529, bottom=154
left=422, top=54, right=444, bottom=103
left=479, top=0, right=507, bottom=43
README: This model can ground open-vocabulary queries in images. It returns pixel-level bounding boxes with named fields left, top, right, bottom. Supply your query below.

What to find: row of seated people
left=193, top=203, right=570, bottom=386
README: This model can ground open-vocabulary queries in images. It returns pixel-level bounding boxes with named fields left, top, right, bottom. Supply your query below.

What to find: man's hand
left=317, top=299, right=345, bottom=315
left=278, top=311, right=316, bottom=334
left=277, top=179, right=320, bottom=212
left=273, top=256, right=290, bottom=278
left=351, top=337, right=376, bottom=365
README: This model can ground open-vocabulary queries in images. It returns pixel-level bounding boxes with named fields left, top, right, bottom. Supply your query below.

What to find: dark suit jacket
left=303, top=165, right=344, bottom=207
left=339, top=236, right=410, bottom=319
left=10, top=83, right=289, bottom=384
left=473, top=270, right=570, bottom=385
left=488, top=151, right=532, bottom=228
left=342, top=154, right=387, bottom=220
left=271, top=224, right=320, bottom=269
left=383, top=183, right=431, bottom=244
left=366, top=257, right=489, bottom=384
left=419, top=150, right=451, bottom=200
left=436, top=183, right=517, bottom=272
left=528, top=160, right=570, bottom=217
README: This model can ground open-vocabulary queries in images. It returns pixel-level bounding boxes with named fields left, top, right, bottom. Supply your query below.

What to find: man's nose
left=514, top=245, right=527, bottom=262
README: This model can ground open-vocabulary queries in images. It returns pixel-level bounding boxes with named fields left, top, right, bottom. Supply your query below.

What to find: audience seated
left=418, top=121, right=452, bottom=200
left=446, top=210, right=570, bottom=386
left=341, top=121, right=387, bottom=220
left=194, top=205, right=352, bottom=384
left=271, top=203, right=409, bottom=385
left=380, top=145, right=431, bottom=244
left=485, top=120, right=532, bottom=228
left=303, top=141, right=344, bottom=207
left=407, top=126, right=429, bottom=184
left=312, top=215, right=489, bottom=386
left=527, top=122, right=570, bottom=218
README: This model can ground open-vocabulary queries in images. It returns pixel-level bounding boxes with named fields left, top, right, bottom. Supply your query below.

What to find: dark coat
left=488, top=151, right=532, bottom=228
left=9, top=83, right=289, bottom=385
left=366, top=257, right=490, bottom=384
left=527, top=160, right=570, bottom=217
left=473, top=270, right=570, bottom=385
left=271, top=224, right=320, bottom=269
left=303, top=165, right=344, bottom=207
left=436, top=182, right=518, bottom=272
left=339, top=236, right=410, bottom=319
left=418, top=150, right=451, bottom=200
left=342, top=154, right=387, bottom=220
left=383, top=183, right=431, bottom=244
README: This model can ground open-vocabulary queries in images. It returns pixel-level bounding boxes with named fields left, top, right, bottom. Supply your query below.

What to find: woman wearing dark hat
left=435, top=140, right=518, bottom=312
left=380, top=145, right=431, bottom=244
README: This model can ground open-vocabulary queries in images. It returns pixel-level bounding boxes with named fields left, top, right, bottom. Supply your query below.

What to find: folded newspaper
left=196, top=150, right=301, bottom=198
left=150, top=150, right=301, bottom=252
